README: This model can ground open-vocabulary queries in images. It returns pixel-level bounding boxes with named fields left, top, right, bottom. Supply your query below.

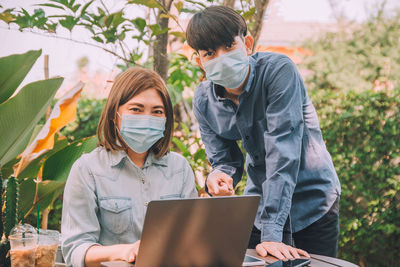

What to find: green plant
left=0, top=49, right=62, bottom=265
left=311, top=87, right=400, bottom=267
left=302, top=5, right=400, bottom=93
left=302, top=7, right=400, bottom=266
left=0, top=50, right=97, bottom=266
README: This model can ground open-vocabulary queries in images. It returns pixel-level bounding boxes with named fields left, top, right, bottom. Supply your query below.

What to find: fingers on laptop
left=256, top=242, right=309, bottom=260
left=127, top=240, right=141, bottom=262
left=296, top=248, right=310, bottom=258
left=256, top=243, right=268, bottom=257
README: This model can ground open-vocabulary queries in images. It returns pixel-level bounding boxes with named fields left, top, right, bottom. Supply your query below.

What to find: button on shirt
left=193, top=52, right=341, bottom=243
left=61, top=147, right=198, bottom=267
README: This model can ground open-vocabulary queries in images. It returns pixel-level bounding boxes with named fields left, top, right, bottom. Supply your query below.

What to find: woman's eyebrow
left=127, top=102, right=144, bottom=107
left=152, top=105, right=165, bottom=109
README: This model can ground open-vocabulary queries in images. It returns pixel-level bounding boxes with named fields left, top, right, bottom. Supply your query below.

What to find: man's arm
left=193, top=96, right=244, bottom=194
left=258, top=57, right=309, bottom=259
left=260, top=57, right=304, bottom=242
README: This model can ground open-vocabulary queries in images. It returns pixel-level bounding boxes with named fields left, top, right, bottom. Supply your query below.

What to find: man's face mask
left=118, top=113, right=166, bottom=154
left=202, top=47, right=249, bottom=89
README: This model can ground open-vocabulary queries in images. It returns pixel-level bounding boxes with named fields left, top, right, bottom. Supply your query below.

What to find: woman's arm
left=85, top=241, right=140, bottom=267
left=61, top=157, right=101, bottom=267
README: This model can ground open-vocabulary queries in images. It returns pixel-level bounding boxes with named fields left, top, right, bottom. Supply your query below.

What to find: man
left=186, top=6, right=341, bottom=260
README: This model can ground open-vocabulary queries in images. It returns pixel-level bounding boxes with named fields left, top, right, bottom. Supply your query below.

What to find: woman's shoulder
left=75, top=146, right=106, bottom=164
left=73, top=146, right=119, bottom=172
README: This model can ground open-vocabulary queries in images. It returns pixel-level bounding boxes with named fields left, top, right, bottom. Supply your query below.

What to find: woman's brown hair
left=97, top=67, right=173, bottom=158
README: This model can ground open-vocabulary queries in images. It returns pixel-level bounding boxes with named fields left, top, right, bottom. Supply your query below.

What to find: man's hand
left=206, top=171, right=234, bottom=196
left=256, top=241, right=310, bottom=260
left=120, top=240, right=141, bottom=262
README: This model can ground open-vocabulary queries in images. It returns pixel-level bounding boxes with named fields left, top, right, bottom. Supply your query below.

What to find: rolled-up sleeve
left=260, top=58, right=304, bottom=242
left=193, top=99, right=244, bottom=187
left=61, top=157, right=101, bottom=267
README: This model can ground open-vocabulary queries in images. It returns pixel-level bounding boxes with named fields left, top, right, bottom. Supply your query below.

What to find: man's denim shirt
left=61, top=147, right=197, bottom=267
left=193, top=52, right=341, bottom=243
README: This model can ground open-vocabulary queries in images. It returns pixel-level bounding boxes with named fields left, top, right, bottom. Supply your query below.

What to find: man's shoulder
left=251, top=52, right=298, bottom=83
left=251, top=51, right=292, bottom=66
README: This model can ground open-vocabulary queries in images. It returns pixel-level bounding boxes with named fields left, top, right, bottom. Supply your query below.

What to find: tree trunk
left=153, top=0, right=173, bottom=82
left=251, top=0, right=270, bottom=50
left=223, top=0, right=235, bottom=8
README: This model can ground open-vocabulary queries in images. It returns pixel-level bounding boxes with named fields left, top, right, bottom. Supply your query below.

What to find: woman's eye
left=205, top=51, right=214, bottom=57
left=154, top=110, right=164, bottom=115
left=131, top=108, right=141, bottom=112
left=226, top=43, right=233, bottom=49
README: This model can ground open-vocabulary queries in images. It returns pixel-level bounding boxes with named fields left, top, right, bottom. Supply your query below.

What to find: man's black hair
left=186, top=6, right=247, bottom=52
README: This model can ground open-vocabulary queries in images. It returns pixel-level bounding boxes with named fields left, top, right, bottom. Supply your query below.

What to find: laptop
left=102, top=195, right=263, bottom=267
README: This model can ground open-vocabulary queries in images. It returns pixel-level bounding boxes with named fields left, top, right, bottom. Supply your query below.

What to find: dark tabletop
left=100, top=249, right=359, bottom=267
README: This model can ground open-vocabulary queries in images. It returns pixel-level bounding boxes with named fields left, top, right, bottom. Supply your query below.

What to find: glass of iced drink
left=9, top=233, right=37, bottom=267
left=35, top=229, right=60, bottom=267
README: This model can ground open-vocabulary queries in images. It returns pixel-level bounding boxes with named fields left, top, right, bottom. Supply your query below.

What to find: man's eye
left=226, top=43, right=233, bottom=49
left=205, top=51, right=214, bottom=57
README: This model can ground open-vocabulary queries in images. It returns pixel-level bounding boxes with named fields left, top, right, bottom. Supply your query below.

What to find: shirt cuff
left=260, top=223, right=284, bottom=243
left=71, top=242, right=101, bottom=267
left=212, top=165, right=236, bottom=177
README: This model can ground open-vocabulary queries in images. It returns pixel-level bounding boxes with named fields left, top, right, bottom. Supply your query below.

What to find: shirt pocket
left=99, top=197, right=132, bottom=235
left=160, top=193, right=181, bottom=199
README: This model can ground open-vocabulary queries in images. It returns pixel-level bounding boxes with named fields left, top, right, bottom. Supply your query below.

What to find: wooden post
left=44, top=55, right=51, bottom=121
left=42, top=54, right=50, bottom=229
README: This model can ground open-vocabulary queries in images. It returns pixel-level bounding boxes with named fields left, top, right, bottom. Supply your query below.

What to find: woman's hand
left=120, top=240, right=141, bottom=262
left=85, top=240, right=141, bottom=267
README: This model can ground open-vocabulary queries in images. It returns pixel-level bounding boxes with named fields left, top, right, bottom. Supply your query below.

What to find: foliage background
left=301, top=7, right=400, bottom=266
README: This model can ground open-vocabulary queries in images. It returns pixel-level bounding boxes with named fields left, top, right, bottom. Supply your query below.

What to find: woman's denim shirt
left=61, top=147, right=198, bottom=267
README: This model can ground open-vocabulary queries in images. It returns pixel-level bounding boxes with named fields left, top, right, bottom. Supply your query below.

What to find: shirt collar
left=143, top=152, right=168, bottom=168
left=243, top=56, right=256, bottom=93
left=109, top=150, right=128, bottom=167
left=109, top=149, right=168, bottom=168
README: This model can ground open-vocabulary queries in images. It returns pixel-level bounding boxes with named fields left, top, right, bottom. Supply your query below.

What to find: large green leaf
left=0, top=77, right=63, bottom=166
left=19, top=137, right=97, bottom=215
left=19, top=178, right=66, bottom=215
left=18, top=177, right=36, bottom=215
left=42, top=136, right=97, bottom=182
left=18, top=134, right=69, bottom=179
left=36, top=180, right=65, bottom=212
left=1, top=125, right=43, bottom=179
left=0, top=50, right=42, bottom=104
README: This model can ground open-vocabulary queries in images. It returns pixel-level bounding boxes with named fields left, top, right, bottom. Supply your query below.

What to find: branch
left=1, top=26, right=141, bottom=66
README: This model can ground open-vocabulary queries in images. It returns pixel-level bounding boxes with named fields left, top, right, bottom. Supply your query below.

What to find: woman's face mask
left=116, top=88, right=167, bottom=154
left=118, top=113, right=166, bottom=154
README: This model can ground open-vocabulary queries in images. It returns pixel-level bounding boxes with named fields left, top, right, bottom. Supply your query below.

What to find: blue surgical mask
left=118, top=114, right=166, bottom=154
left=203, top=47, right=249, bottom=89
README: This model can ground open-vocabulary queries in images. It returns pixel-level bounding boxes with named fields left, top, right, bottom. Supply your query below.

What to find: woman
left=61, top=67, right=198, bottom=267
